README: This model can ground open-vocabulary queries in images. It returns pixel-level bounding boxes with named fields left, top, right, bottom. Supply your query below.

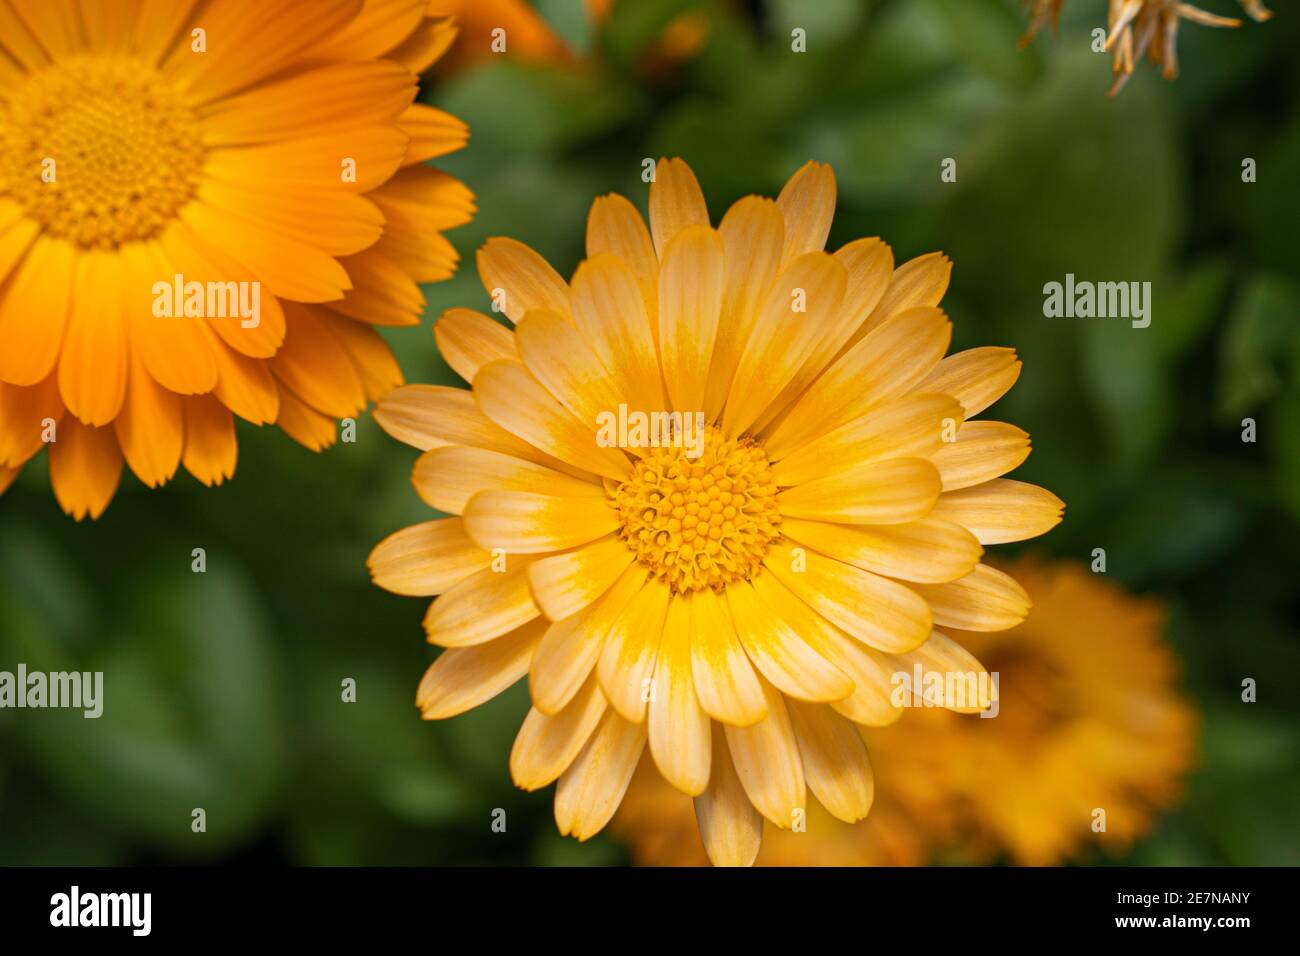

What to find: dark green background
left=1, top=0, right=1297, bottom=866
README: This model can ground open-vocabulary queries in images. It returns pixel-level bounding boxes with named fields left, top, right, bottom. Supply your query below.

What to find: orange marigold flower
left=0, top=0, right=473, bottom=518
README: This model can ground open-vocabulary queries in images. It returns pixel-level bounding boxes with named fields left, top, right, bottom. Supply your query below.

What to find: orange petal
left=0, top=373, right=63, bottom=468
left=0, top=234, right=74, bottom=386
left=59, top=250, right=128, bottom=425
left=48, top=418, right=122, bottom=520
left=272, top=304, right=367, bottom=418
left=114, top=353, right=183, bottom=488
left=180, top=394, right=237, bottom=486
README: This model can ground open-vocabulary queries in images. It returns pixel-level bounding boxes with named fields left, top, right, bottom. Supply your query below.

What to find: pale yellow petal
left=474, top=360, right=632, bottom=481
left=891, top=630, right=994, bottom=714
left=463, top=489, right=618, bottom=554
left=781, top=516, right=982, bottom=585
left=648, top=157, right=709, bottom=257
left=657, top=225, right=724, bottom=415
left=916, top=346, right=1022, bottom=418
left=555, top=711, right=646, bottom=841
left=526, top=535, right=637, bottom=623
left=909, top=563, right=1032, bottom=632
left=689, top=586, right=767, bottom=726
left=434, top=308, right=517, bottom=383
left=704, top=196, right=784, bottom=420
left=748, top=570, right=904, bottom=727
left=515, top=308, right=627, bottom=431
left=854, top=251, right=952, bottom=339
left=766, top=306, right=951, bottom=460
left=726, top=580, right=854, bottom=703
left=376, top=384, right=534, bottom=455
left=777, top=457, right=942, bottom=525
left=510, top=675, right=607, bottom=790
left=527, top=561, right=644, bottom=714
left=648, top=596, right=711, bottom=796
left=368, top=518, right=490, bottom=597
left=724, top=679, right=805, bottom=828
left=931, top=421, right=1031, bottom=491
left=751, top=237, right=894, bottom=434
left=773, top=391, right=962, bottom=486
left=423, top=556, right=540, bottom=647
left=764, top=541, right=931, bottom=653
left=417, top=619, right=547, bottom=719
left=786, top=699, right=874, bottom=823
left=585, top=193, right=658, bottom=323
left=928, top=479, right=1065, bottom=545
left=775, top=160, right=836, bottom=267
left=830, top=237, right=895, bottom=346
left=570, top=253, right=664, bottom=414
left=412, top=445, right=604, bottom=516
left=694, top=723, right=763, bottom=867
left=722, top=251, right=847, bottom=436
left=476, top=237, right=571, bottom=323
left=597, top=575, right=670, bottom=723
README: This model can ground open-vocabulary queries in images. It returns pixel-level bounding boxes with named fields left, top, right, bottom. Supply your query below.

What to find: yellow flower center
left=0, top=55, right=206, bottom=248
left=613, top=425, right=782, bottom=594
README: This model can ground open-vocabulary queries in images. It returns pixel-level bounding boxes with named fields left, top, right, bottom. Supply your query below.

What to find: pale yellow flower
left=369, top=158, right=1064, bottom=865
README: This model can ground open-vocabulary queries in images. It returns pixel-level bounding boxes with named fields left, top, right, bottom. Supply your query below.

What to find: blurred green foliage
left=1, top=0, right=1297, bottom=865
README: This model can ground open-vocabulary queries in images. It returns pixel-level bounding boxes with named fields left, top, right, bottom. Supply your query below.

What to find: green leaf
left=917, top=0, right=1042, bottom=87
left=435, top=61, right=638, bottom=154
left=765, top=0, right=864, bottom=40
left=1152, top=260, right=1230, bottom=361
left=535, top=0, right=596, bottom=55
left=19, top=563, right=287, bottom=857
left=1216, top=273, right=1300, bottom=420
left=937, top=45, right=1181, bottom=307
left=1081, top=316, right=1171, bottom=471
left=602, top=0, right=702, bottom=66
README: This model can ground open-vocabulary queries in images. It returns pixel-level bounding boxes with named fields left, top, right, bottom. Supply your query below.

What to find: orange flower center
left=613, top=425, right=781, bottom=594
left=0, top=55, right=206, bottom=248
